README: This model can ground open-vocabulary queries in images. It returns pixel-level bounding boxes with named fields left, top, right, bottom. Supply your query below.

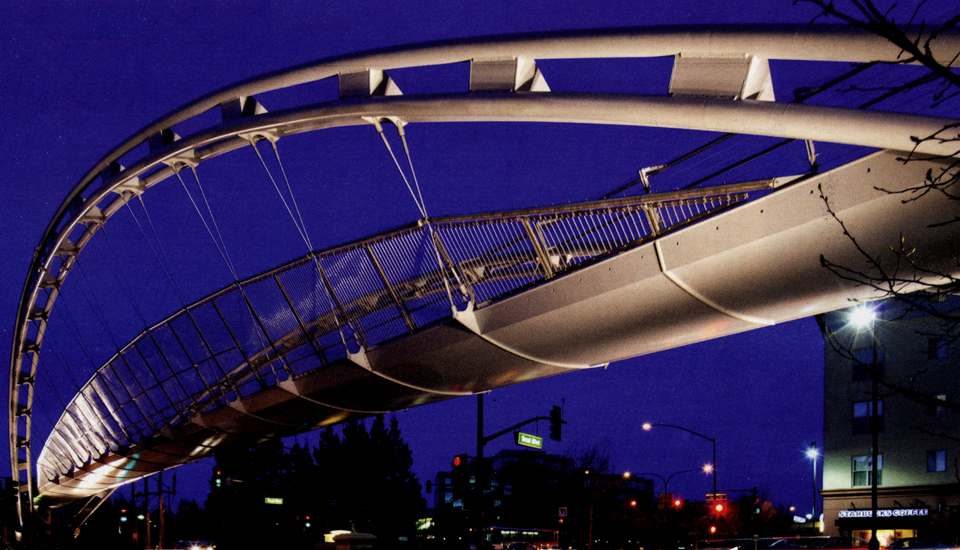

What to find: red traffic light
left=453, top=456, right=462, bottom=467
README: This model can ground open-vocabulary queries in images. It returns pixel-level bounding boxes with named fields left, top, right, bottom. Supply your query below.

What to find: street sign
left=265, top=497, right=284, bottom=505
left=706, top=493, right=727, bottom=503
left=516, top=432, right=543, bottom=449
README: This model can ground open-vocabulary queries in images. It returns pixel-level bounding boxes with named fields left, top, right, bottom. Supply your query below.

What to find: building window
left=926, top=394, right=949, bottom=416
left=927, top=450, right=946, bottom=472
left=927, top=337, right=948, bottom=360
left=853, top=400, right=884, bottom=435
left=852, top=346, right=885, bottom=382
left=852, top=455, right=882, bottom=487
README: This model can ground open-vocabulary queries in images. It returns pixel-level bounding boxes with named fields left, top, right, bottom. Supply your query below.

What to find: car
left=794, top=536, right=871, bottom=550
left=174, top=541, right=216, bottom=550
left=888, top=538, right=959, bottom=550
left=767, top=540, right=808, bottom=550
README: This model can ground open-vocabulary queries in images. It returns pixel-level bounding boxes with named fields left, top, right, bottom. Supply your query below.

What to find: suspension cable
left=125, top=197, right=186, bottom=306
left=370, top=118, right=462, bottom=311
left=174, top=166, right=239, bottom=281
left=95, top=226, right=151, bottom=328
left=247, top=137, right=357, bottom=355
left=372, top=119, right=427, bottom=218
left=598, top=61, right=880, bottom=199
left=250, top=139, right=315, bottom=250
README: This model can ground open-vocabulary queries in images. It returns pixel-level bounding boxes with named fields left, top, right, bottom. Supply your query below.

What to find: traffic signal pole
left=473, top=396, right=566, bottom=543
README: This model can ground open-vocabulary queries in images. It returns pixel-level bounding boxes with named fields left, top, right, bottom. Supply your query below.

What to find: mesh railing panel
left=38, top=192, right=749, bottom=480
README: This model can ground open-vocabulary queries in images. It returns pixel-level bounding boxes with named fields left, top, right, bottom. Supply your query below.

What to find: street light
left=634, top=467, right=711, bottom=498
left=851, top=306, right=880, bottom=550
left=643, top=422, right=717, bottom=502
left=806, top=442, right=819, bottom=524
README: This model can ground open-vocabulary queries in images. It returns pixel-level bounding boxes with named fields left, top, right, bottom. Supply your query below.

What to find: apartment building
left=819, top=299, right=960, bottom=544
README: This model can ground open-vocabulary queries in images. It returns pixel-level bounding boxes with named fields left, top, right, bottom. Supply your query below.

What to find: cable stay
left=367, top=117, right=468, bottom=315
left=173, top=166, right=239, bottom=282
left=172, top=162, right=285, bottom=387
left=247, top=136, right=362, bottom=361
left=128, top=179, right=249, bottom=401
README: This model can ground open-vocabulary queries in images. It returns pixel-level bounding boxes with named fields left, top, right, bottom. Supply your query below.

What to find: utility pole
left=143, top=478, right=151, bottom=550
left=158, top=471, right=165, bottom=550
left=131, top=472, right=176, bottom=550
left=477, top=393, right=485, bottom=542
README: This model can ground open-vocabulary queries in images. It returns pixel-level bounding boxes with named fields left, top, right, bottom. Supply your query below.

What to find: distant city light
left=623, top=472, right=631, bottom=479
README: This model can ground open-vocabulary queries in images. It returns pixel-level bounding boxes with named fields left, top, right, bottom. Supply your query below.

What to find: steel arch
left=12, top=24, right=960, bottom=517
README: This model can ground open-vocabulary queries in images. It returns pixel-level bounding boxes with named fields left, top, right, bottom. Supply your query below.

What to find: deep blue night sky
left=4, top=0, right=951, bottom=515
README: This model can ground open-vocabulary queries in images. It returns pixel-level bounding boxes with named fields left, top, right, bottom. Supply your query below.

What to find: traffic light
left=673, top=498, right=683, bottom=508
left=214, top=469, right=223, bottom=488
left=752, top=486, right=760, bottom=514
left=549, top=405, right=562, bottom=442
left=452, top=454, right=469, bottom=495
left=120, top=508, right=128, bottom=523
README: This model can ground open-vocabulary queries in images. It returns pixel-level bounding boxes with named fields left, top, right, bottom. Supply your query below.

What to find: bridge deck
left=37, top=150, right=960, bottom=502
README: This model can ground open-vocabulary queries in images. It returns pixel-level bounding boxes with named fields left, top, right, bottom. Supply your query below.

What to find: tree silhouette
left=794, top=0, right=960, bottom=418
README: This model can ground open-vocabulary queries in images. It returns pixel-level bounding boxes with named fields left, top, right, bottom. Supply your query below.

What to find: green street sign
left=264, top=497, right=284, bottom=505
left=517, top=432, right=543, bottom=449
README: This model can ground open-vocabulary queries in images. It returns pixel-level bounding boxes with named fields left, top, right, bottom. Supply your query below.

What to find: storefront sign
left=838, top=508, right=928, bottom=519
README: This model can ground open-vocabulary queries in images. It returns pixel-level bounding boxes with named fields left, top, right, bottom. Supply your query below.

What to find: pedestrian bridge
left=11, top=25, right=960, bottom=510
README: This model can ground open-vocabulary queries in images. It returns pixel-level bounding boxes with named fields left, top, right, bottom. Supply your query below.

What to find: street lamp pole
left=870, top=325, right=880, bottom=550
left=635, top=467, right=707, bottom=498
left=642, top=423, right=717, bottom=500
left=851, top=306, right=880, bottom=550
left=806, top=442, right=819, bottom=522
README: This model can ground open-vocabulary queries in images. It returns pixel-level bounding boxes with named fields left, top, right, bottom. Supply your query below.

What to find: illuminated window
left=927, top=450, right=946, bottom=473
left=852, top=455, right=882, bottom=487
left=853, top=400, right=884, bottom=435
left=926, top=394, right=949, bottom=416
left=927, top=338, right=948, bottom=360
left=852, top=347, right=885, bottom=382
